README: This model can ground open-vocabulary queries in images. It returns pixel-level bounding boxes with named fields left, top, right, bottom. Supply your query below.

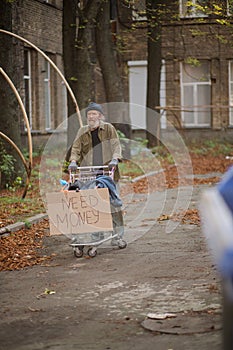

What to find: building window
left=229, top=61, right=233, bottom=126
left=44, top=59, right=51, bottom=130
left=128, top=60, right=166, bottom=130
left=180, top=0, right=208, bottom=18
left=23, top=49, right=32, bottom=129
left=132, top=0, right=147, bottom=21
left=181, top=61, right=211, bottom=127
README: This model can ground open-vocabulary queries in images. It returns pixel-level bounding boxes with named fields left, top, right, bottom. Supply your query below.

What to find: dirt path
left=0, top=185, right=222, bottom=350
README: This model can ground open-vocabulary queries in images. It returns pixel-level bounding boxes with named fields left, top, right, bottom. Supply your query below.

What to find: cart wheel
left=87, top=247, right=97, bottom=258
left=74, top=246, right=84, bottom=258
left=118, top=239, right=127, bottom=249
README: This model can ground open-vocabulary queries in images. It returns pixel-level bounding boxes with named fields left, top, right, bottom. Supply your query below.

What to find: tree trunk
left=146, top=0, right=162, bottom=148
left=95, top=0, right=131, bottom=155
left=63, top=0, right=104, bottom=161
left=96, top=2, right=123, bottom=103
left=63, top=0, right=80, bottom=152
left=62, top=0, right=78, bottom=114
left=63, top=0, right=105, bottom=151
left=0, top=0, right=23, bottom=185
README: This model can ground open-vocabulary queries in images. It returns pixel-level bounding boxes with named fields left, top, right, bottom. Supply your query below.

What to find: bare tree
left=146, top=0, right=175, bottom=147
left=96, top=1, right=124, bottom=103
left=95, top=0, right=132, bottom=144
left=63, top=0, right=105, bottom=147
left=146, top=0, right=162, bottom=147
left=62, top=0, right=79, bottom=116
left=63, top=0, right=132, bottom=158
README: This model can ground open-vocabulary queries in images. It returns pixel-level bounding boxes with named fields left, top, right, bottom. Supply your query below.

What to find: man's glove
left=108, top=159, right=118, bottom=170
left=68, top=160, right=78, bottom=172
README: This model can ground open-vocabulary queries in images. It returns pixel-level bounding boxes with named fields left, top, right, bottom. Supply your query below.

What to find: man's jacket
left=70, top=121, right=122, bottom=181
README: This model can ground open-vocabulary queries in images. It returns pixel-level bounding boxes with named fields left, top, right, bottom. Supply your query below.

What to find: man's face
left=87, top=110, right=101, bottom=129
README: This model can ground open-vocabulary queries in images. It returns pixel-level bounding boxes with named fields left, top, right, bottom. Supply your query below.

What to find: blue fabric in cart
left=95, top=175, right=122, bottom=207
left=69, top=176, right=122, bottom=207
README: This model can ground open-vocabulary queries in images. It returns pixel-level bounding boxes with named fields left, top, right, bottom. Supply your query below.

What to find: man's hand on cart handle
left=108, top=158, right=118, bottom=170
left=68, top=160, right=78, bottom=172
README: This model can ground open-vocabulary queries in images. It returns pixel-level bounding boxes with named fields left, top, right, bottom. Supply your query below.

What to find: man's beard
left=88, top=119, right=100, bottom=130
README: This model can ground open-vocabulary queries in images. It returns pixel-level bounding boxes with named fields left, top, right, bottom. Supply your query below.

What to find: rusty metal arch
left=0, top=68, right=32, bottom=198
left=0, top=30, right=83, bottom=198
left=0, top=29, right=83, bottom=127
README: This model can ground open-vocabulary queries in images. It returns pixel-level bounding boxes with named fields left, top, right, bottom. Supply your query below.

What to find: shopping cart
left=67, top=165, right=127, bottom=258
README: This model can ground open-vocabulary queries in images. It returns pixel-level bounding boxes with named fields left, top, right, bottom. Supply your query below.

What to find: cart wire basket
left=68, top=165, right=127, bottom=258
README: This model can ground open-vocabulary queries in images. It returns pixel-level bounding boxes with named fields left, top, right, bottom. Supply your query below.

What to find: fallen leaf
left=44, top=288, right=56, bottom=295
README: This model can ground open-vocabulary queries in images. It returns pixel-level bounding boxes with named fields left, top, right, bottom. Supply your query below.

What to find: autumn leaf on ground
left=44, top=288, right=56, bottom=295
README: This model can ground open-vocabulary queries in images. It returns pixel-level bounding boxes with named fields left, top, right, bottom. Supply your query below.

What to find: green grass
left=190, top=140, right=233, bottom=156
left=119, top=161, right=143, bottom=178
left=0, top=153, right=63, bottom=226
left=0, top=187, right=45, bottom=226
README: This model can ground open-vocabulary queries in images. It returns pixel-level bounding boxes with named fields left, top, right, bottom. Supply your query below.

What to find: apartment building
left=122, top=0, right=233, bottom=140
left=3, top=0, right=67, bottom=147
left=2, top=0, right=233, bottom=145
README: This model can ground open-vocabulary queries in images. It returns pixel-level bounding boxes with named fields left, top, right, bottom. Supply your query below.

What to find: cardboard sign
left=46, top=188, right=113, bottom=236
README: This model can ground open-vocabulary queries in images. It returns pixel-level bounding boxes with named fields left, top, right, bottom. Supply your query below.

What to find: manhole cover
left=141, top=312, right=222, bottom=335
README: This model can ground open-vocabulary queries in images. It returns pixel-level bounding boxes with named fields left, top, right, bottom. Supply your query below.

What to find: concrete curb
left=131, top=168, right=165, bottom=183
left=0, top=213, right=48, bottom=237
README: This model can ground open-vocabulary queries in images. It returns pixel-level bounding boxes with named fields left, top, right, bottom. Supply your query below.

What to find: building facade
left=162, top=0, right=233, bottom=140
left=7, top=0, right=67, bottom=148
left=119, top=0, right=233, bottom=141
left=2, top=0, right=233, bottom=147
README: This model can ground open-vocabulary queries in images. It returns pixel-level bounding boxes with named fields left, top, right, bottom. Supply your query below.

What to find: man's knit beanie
left=86, top=102, right=104, bottom=116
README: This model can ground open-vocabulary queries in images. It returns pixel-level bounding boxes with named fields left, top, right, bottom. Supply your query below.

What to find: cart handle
left=68, top=165, right=115, bottom=182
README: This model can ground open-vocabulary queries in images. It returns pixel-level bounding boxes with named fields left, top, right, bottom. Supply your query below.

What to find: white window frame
left=179, top=0, right=208, bottom=18
left=44, top=59, right=52, bottom=130
left=128, top=60, right=166, bottom=130
left=180, top=61, right=211, bottom=128
left=23, top=50, right=32, bottom=129
left=229, top=61, right=233, bottom=126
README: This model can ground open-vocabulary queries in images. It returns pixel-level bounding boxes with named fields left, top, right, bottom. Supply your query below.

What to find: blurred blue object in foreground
left=201, top=165, right=233, bottom=350
left=200, top=165, right=233, bottom=280
left=218, top=166, right=233, bottom=214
